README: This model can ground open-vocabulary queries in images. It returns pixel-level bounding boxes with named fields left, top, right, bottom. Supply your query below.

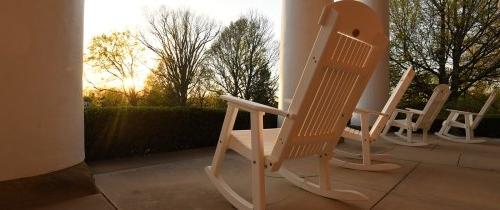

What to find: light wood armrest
left=394, top=109, right=414, bottom=115
left=405, top=108, right=424, bottom=115
left=354, top=108, right=388, bottom=117
left=221, top=95, right=290, bottom=117
left=392, top=109, right=415, bottom=124
left=446, top=109, right=478, bottom=115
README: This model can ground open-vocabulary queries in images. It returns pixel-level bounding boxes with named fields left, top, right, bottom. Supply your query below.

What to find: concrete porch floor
left=45, top=135, right=500, bottom=209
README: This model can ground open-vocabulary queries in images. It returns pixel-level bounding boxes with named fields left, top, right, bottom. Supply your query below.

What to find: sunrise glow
left=83, top=0, right=281, bottom=91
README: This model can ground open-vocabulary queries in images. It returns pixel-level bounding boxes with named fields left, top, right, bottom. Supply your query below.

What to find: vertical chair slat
left=326, top=72, right=348, bottom=133
left=316, top=69, right=338, bottom=135
left=299, top=69, right=328, bottom=136
left=309, top=70, right=336, bottom=136
left=322, top=70, right=345, bottom=135
left=307, top=69, right=332, bottom=136
left=323, top=70, right=346, bottom=134
left=335, top=35, right=348, bottom=63
left=345, top=39, right=358, bottom=65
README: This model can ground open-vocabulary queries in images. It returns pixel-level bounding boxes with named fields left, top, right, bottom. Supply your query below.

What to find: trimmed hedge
left=84, top=107, right=277, bottom=161
left=84, top=107, right=499, bottom=161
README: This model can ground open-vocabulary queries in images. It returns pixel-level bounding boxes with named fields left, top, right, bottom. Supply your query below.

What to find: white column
left=0, top=0, right=85, bottom=181
left=351, top=0, right=390, bottom=126
left=279, top=0, right=330, bottom=125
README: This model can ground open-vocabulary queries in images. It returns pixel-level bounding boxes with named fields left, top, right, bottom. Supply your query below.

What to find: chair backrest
left=473, top=91, right=497, bottom=129
left=369, top=66, right=415, bottom=138
left=269, top=0, right=388, bottom=171
left=415, top=84, right=451, bottom=129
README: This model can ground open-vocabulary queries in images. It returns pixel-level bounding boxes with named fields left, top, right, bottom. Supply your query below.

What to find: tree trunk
left=436, top=5, right=448, bottom=85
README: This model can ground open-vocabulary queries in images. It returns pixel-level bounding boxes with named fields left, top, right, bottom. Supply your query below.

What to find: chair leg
left=250, top=111, right=266, bottom=210
left=382, top=112, right=398, bottom=137
left=440, top=127, right=449, bottom=136
left=382, top=123, right=391, bottom=136
left=464, top=113, right=474, bottom=143
left=361, top=139, right=372, bottom=165
left=437, top=120, right=448, bottom=136
left=406, top=128, right=412, bottom=143
left=210, top=105, right=239, bottom=176
left=319, top=153, right=331, bottom=191
left=465, top=128, right=474, bottom=143
left=251, top=161, right=266, bottom=210
left=397, top=127, right=405, bottom=136
left=359, top=113, right=371, bottom=165
left=446, top=114, right=460, bottom=137
left=206, top=105, right=255, bottom=210
left=438, top=113, right=456, bottom=136
left=422, top=128, right=428, bottom=143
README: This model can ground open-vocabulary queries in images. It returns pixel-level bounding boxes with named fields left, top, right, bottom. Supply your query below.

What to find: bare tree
left=207, top=12, right=278, bottom=106
left=139, top=8, right=219, bottom=106
left=390, top=0, right=500, bottom=100
left=85, top=31, right=143, bottom=106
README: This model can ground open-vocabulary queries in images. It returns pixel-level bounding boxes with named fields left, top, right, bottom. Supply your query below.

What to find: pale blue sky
left=83, top=0, right=282, bottom=90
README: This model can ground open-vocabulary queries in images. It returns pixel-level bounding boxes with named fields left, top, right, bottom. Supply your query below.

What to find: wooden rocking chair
left=381, top=84, right=451, bottom=146
left=205, top=1, right=388, bottom=209
left=332, top=66, right=415, bottom=171
left=436, top=91, right=497, bottom=144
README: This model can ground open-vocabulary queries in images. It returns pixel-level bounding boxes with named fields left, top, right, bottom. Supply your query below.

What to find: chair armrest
left=354, top=108, right=389, bottom=117
left=446, top=109, right=477, bottom=115
left=221, top=95, right=290, bottom=117
left=393, top=109, right=416, bottom=124
left=405, top=108, right=424, bottom=115
left=394, top=109, right=414, bottom=115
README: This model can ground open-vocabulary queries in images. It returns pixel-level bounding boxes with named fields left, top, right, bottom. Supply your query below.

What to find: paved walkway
left=79, top=135, right=500, bottom=209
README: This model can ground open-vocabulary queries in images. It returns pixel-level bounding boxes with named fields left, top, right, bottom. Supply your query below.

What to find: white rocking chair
left=381, top=84, right=451, bottom=146
left=205, top=1, right=388, bottom=209
left=332, top=66, right=415, bottom=171
left=436, top=91, right=497, bottom=144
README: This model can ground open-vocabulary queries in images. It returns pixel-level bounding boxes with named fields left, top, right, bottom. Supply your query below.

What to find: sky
left=83, top=0, right=282, bottom=91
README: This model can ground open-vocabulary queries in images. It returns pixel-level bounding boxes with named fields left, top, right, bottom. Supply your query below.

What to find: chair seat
left=447, top=120, right=467, bottom=128
left=392, top=119, right=416, bottom=129
left=229, top=128, right=281, bottom=159
left=342, top=127, right=363, bottom=141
